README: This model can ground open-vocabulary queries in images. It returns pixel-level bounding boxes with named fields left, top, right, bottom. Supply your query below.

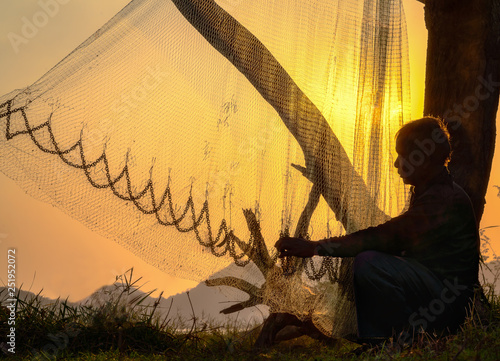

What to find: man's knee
left=354, top=250, right=385, bottom=279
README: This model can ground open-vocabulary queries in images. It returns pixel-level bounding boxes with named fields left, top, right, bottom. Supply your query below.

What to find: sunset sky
left=0, top=0, right=499, bottom=301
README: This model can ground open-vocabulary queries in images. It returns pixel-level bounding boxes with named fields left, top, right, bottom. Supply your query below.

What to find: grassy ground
left=1, top=270, right=499, bottom=360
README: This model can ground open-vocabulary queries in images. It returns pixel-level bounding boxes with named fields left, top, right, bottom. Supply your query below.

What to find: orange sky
left=0, top=0, right=498, bottom=301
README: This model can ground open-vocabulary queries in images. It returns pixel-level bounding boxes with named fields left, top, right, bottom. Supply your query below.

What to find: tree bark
left=423, top=0, right=500, bottom=222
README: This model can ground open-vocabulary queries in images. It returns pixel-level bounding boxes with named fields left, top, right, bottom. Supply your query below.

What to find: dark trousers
left=353, top=251, right=471, bottom=339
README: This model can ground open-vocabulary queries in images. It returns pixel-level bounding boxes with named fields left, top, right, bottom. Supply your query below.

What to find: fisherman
left=275, top=117, right=480, bottom=345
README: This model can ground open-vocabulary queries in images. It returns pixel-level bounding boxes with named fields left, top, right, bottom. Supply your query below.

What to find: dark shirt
left=317, top=168, right=480, bottom=288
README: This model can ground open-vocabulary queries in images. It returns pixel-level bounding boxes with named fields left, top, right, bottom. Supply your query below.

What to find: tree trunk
left=423, top=0, right=500, bottom=222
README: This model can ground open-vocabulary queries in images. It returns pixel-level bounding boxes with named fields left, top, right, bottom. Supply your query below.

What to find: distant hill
left=0, top=287, right=79, bottom=308
left=76, top=279, right=268, bottom=328
left=0, top=276, right=268, bottom=329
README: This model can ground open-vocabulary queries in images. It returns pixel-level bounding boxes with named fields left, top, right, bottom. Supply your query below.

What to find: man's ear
left=424, top=158, right=443, bottom=173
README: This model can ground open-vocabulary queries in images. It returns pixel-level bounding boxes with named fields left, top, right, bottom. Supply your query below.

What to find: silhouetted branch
left=242, top=209, right=274, bottom=271
left=205, top=276, right=262, bottom=298
left=170, top=0, right=389, bottom=234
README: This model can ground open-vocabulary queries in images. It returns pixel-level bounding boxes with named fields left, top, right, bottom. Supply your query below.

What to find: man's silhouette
left=275, top=117, right=480, bottom=344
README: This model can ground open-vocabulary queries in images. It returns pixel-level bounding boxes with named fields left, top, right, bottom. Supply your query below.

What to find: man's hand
left=274, top=237, right=316, bottom=258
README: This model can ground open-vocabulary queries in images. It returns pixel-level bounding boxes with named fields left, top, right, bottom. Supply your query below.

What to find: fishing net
left=0, top=0, right=411, bottom=337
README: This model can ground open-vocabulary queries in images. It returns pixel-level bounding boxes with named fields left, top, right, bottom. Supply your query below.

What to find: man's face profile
left=394, top=136, right=417, bottom=185
left=394, top=133, right=443, bottom=186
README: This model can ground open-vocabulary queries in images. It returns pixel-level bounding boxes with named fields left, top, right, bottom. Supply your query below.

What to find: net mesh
left=0, top=0, right=411, bottom=337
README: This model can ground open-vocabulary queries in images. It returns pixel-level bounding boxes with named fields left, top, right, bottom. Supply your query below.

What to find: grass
left=1, top=268, right=499, bottom=360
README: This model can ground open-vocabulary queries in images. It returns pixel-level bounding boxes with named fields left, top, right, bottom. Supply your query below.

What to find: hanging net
left=0, top=0, right=411, bottom=337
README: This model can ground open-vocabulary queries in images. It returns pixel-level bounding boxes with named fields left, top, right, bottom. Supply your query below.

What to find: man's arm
left=276, top=190, right=454, bottom=258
